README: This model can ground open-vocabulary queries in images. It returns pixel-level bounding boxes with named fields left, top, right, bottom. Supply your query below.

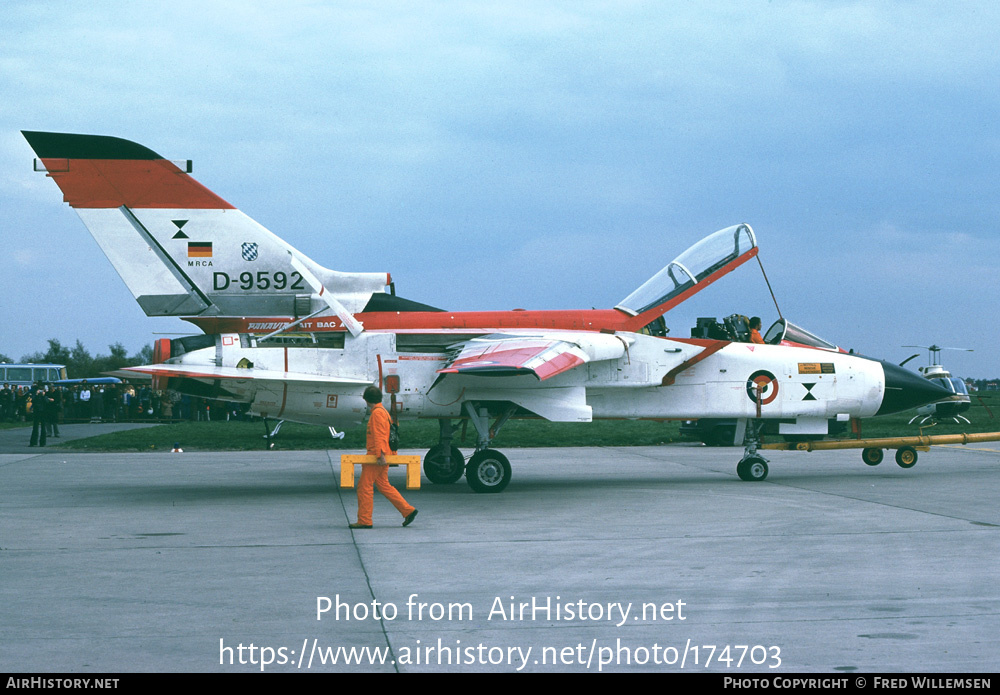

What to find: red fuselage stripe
left=189, top=308, right=633, bottom=335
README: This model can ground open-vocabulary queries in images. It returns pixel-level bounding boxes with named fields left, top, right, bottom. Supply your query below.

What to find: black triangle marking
left=172, top=231, right=189, bottom=239
left=172, top=220, right=188, bottom=229
left=802, top=383, right=817, bottom=401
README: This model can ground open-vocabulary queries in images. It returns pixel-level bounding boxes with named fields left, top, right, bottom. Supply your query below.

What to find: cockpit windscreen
left=763, top=318, right=840, bottom=351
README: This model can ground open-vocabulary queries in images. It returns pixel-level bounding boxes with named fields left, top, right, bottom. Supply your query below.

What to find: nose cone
left=877, top=361, right=954, bottom=416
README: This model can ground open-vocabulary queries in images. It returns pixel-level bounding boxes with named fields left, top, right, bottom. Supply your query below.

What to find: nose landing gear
left=737, top=455, right=769, bottom=481
left=736, top=419, right=769, bottom=481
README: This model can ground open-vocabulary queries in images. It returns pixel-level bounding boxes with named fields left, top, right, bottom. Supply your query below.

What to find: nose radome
left=876, top=361, right=955, bottom=416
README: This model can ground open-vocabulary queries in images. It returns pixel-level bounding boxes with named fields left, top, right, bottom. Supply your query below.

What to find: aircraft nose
left=876, top=361, right=954, bottom=416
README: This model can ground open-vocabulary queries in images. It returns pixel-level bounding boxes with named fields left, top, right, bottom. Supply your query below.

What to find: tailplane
left=23, top=131, right=388, bottom=319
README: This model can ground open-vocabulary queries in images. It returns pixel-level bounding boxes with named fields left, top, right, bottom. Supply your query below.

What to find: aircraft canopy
left=763, top=318, right=840, bottom=351
left=616, top=224, right=757, bottom=317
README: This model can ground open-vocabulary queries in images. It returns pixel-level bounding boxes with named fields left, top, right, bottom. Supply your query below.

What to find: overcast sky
left=2, top=1, right=997, bottom=378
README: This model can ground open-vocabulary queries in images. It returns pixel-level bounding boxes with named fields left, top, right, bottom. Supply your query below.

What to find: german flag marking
left=188, top=241, right=212, bottom=258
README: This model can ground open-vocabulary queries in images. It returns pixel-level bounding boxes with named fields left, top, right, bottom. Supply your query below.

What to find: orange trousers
left=356, top=464, right=415, bottom=525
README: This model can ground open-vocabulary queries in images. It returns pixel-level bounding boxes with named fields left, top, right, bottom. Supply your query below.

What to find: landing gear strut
left=736, top=418, right=769, bottom=481
left=463, top=402, right=516, bottom=493
left=262, top=417, right=278, bottom=450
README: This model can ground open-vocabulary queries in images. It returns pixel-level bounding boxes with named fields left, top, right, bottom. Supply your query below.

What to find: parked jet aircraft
left=22, top=130, right=953, bottom=490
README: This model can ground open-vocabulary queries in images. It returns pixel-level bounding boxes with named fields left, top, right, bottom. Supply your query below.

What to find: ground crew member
left=749, top=316, right=765, bottom=344
left=350, top=385, right=418, bottom=529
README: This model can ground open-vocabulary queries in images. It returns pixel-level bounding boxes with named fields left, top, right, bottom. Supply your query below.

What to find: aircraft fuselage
left=152, top=330, right=887, bottom=433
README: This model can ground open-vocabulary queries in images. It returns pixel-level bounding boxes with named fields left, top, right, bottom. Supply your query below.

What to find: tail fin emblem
left=188, top=242, right=213, bottom=258
left=241, top=242, right=258, bottom=261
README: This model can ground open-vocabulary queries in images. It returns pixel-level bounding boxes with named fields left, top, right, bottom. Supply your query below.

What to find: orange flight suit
left=750, top=328, right=765, bottom=344
left=356, top=402, right=415, bottom=526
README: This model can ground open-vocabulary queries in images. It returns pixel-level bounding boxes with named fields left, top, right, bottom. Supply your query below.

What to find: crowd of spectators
left=0, top=381, right=251, bottom=426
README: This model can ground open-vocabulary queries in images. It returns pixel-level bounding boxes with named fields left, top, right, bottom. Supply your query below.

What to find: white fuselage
left=166, top=331, right=885, bottom=431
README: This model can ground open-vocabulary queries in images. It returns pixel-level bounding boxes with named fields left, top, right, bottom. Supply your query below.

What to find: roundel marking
left=746, top=370, right=779, bottom=406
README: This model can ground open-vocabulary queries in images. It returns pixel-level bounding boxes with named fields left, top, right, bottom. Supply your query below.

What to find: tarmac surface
left=1, top=424, right=998, bottom=673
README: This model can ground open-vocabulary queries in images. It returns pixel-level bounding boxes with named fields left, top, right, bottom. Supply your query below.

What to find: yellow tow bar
left=760, top=431, right=1000, bottom=452
left=759, top=431, right=1000, bottom=467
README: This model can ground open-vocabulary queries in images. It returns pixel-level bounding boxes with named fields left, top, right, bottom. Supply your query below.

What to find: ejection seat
left=723, top=314, right=751, bottom=342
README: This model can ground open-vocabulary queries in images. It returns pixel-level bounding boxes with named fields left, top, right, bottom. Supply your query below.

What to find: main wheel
left=862, top=447, right=884, bottom=466
left=466, top=449, right=512, bottom=493
left=423, top=444, right=465, bottom=484
left=737, top=456, right=769, bottom=481
left=895, top=446, right=918, bottom=469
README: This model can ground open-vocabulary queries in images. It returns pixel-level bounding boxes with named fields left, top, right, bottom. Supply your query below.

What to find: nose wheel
left=737, top=456, right=769, bottom=481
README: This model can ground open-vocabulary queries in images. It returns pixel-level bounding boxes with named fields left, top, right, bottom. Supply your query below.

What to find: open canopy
left=616, top=224, right=757, bottom=319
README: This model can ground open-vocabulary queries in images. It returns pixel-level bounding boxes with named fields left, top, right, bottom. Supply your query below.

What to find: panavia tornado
left=21, top=130, right=952, bottom=490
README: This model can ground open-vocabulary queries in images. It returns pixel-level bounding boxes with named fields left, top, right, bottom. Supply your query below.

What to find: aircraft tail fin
left=23, top=131, right=388, bottom=319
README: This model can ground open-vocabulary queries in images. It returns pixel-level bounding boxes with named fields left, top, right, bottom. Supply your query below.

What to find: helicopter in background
left=900, top=345, right=973, bottom=425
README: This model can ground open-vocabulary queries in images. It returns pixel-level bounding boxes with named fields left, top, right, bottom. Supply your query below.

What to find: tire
left=423, top=444, right=465, bottom=484
left=862, top=447, right=884, bottom=466
left=737, top=456, right=769, bottom=481
left=895, top=446, right=918, bottom=469
left=465, top=449, right=512, bottom=493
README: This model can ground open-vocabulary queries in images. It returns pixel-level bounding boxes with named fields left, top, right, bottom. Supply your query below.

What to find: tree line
left=0, top=339, right=153, bottom=379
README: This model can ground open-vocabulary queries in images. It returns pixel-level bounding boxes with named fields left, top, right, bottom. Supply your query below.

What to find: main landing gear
left=736, top=419, right=769, bottom=482
left=422, top=403, right=517, bottom=493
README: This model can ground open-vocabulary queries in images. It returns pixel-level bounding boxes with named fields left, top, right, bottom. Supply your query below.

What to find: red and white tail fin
left=22, top=131, right=388, bottom=321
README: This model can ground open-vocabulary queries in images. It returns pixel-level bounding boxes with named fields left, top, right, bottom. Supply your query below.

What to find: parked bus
left=0, top=363, right=68, bottom=387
